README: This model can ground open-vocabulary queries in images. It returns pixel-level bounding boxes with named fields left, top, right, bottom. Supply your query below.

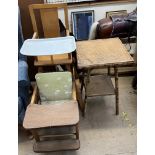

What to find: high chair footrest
left=33, top=139, right=80, bottom=152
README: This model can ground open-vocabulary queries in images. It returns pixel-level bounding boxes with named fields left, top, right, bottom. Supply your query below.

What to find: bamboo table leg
left=79, top=72, right=85, bottom=116
left=83, top=69, right=91, bottom=116
left=114, top=66, right=119, bottom=115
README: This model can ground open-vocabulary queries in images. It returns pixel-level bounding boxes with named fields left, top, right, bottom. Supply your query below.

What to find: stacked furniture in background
left=18, top=8, right=30, bottom=124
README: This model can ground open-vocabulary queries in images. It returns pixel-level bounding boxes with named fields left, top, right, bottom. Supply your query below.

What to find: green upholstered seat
left=35, top=72, right=72, bottom=104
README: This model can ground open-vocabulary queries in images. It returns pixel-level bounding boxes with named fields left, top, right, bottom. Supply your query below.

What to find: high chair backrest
left=29, top=3, right=69, bottom=38
left=35, top=72, right=72, bottom=102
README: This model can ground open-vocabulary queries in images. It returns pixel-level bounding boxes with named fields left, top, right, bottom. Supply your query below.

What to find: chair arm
left=32, top=32, right=38, bottom=39
left=66, top=29, right=70, bottom=36
left=30, top=84, right=39, bottom=105
left=72, top=81, right=77, bottom=100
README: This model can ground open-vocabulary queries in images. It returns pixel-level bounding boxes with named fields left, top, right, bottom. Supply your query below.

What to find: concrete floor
left=18, top=76, right=137, bottom=155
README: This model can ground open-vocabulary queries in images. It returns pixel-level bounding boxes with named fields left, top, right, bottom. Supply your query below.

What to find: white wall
left=57, top=2, right=136, bottom=31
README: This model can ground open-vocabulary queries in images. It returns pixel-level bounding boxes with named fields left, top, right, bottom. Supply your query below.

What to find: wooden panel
left=29, top=7, right=44, bottom=38
left=86, top=75, right=115, bottom=97
left=37, top=56, right=53, bottom=62
left=33, top=139, right=80, bottom=152
left=34, top=55, right=72, bottom=66
left=23, top=100, right=79, bottom=129
left=53, top=54, right=69, bottom=61
left=18, top=0, right=44, bottom=39
left=40, top=8, right=60, bottom=38
left=36, top=54, right=72, bottom=66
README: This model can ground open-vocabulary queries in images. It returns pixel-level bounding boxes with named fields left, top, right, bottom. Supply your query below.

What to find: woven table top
left=76, top=38, right=134, bottom=69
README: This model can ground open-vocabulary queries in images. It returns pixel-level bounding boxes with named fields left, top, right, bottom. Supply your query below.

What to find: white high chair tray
left=20, top=36, right=76, bottom=56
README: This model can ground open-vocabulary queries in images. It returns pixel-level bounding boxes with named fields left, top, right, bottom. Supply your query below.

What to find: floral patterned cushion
left=35, top=72, right=72, bottom=103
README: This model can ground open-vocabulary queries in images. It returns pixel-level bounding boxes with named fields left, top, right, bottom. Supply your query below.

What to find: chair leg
left=108, top=66, right=111, bottom=75
left=75, top=124, right=79, bottom=140
left=31, top=130, right=40, bottom=142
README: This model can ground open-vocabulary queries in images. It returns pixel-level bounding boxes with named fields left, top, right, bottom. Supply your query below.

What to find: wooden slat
left=30, top=3, right=68, bottom=9
left=40, top=133, right=76, bottom=139
left=40, top=8, right=60, bottom=38
left=29, top=5, right=39, bottom=36
left=34, top=56, right=72, bottom=66
left=23, top=100, right=79, bottom=129
left=33, top=139, right=80, bottom=153
left=37, top=56, right=53, bottom=62
left=86, top=75, right=115, bottom=97
left=53, top=54, right=69, bottom=61
left=72, top=81, right=77, bottom=100
left=36, top=54, right=71, bottom=65
left=30, top=84, right=39, bottom=105
left=64, top=6, right=69, bottom=30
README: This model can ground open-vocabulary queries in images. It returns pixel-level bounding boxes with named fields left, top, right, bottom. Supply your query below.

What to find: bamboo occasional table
left=76, top=38, right=134, bottom=116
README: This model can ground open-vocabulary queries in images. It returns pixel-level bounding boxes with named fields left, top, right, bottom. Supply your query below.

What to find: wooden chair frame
left=24, top=72, right=80, bottom=152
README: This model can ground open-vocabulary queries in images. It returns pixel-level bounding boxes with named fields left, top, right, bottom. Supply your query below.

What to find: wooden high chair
left=29, top=3, right=72, bottom=71
left=23, top=72, right=80, bottom=152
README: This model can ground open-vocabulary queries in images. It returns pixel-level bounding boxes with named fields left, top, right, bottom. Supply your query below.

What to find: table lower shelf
left=33, top=139, right=80, bottom=153
left=86, top=75, right=115, bottom=97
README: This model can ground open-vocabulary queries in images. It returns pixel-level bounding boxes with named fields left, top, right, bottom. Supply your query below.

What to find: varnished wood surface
left=30, top=84, right=39, bottom=105
left=76, top=38, right=134, bottom=69
left=23, top=100, right=79, bottom=129
left=18, top=0, right=44, bottom=40
left=34, top=56, right=72, bottom=66
left=29, top=3, right=69, bottom=37
left=40, top=8, right=60, bottom=37
left=33, top=139, right=80, bottom=152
